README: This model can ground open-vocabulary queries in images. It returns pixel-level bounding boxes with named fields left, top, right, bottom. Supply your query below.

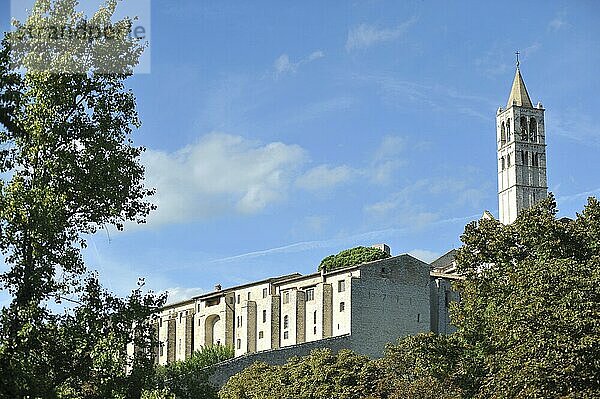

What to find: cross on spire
left=515, top=51, right=520, bottom=67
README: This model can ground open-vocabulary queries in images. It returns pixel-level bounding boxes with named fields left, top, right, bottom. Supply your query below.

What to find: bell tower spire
left=496, top=58, right=548, bottom=224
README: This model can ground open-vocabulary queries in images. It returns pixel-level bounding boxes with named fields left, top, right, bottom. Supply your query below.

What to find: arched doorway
left=205, top=314, right=221, bottom=346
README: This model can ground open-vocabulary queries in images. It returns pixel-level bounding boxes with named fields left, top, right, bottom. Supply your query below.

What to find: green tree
left=219, top=349, right=378, bottom=399
left=452, top=195, right=600, bottom=397
left=147, top=345, right=234, bottom=399
left=318, top=246, right=390, bottom=272
left=0, top=1, right=164, bottom=397
left=373, top=334, right=463, bottom=399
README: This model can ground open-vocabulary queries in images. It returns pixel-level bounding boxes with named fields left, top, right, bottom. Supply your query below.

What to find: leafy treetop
left=318, top=246, right=391, bottom=272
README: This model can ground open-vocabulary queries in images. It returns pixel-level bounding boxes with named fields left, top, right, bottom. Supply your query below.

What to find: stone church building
left=153, top=61, right=548, bottom=365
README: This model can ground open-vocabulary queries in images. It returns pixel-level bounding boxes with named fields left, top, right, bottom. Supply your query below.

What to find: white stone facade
left=154, top=253, right=432, bottom=363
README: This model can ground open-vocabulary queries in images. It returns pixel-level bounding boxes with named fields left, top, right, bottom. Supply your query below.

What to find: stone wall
left=208, top=334, right=352, bottom=388
left=350, top=255, right=431, bottom=358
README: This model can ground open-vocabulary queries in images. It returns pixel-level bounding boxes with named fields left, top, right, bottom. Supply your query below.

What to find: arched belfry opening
left=501, top=121, right=506, bottom=145
left=530, top=118, right=537, bottom=142
left=520, top=116, right=528, bottom=140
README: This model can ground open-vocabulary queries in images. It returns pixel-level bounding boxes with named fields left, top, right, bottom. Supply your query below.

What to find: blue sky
left=1, top=0, right=599, bottom=303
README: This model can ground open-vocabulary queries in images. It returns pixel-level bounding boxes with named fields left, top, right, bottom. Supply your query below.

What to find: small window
left=198, top=318, right=201, bottom=326
left=313, top=310, right=317, bottom=324
left=282, top=291, right=289, bottom=304
left=247, top=292, right=251, bottom=300
left=159, top=318, right=163, bottom=327
left=159, top=343, right=164, bottom=356
left=417, top=313, right=421, bottom=323
left=237, top=339, right=241, bottom=349
left=313, top=326, right=317, bottom=335
left=338, top=280, right=345, bottom=293
left=237, top=316, right=242, bottom=327
left=507, top=154, right=512, bottom=167
left=340, top=302, right=345, bottom=312
left=284, top=331, right=289, bottom=340
left=262, top=288, right=268, bottom=298
left=501, top=157, right=505, bottom=170
left=178, top=338, right=182, bottom=353
left=237, top=294, right=240, bottom=304
left=283, top=315, right=289, bottom=329
left=259, top=331, right=264, bottom=339
left=306, top=288, right=314, bottom=301
left=263, top=309, right=267, bottom=323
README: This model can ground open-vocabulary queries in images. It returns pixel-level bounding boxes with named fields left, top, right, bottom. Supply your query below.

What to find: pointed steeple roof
left=507, top=66, right=533, bottom=108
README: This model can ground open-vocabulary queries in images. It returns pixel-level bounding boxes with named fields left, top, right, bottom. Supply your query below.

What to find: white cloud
left=274, top=54, right=295, bottom=75
left=369, top=135, right=407, bottom=184
left=352, top=73, right=494, bottom=121
left=162, top=287, right=205, bottom=305
left=407, top=249, right=441, bottom=263
left=345, top=17, right=417, bottom=52
left=142, top=133, right=307, bottom=226
left=549, top=13, right=567, bottom=31
left=307, top=50, right=325, bottom=61
left=296, top=164, right=355, bottom=191
left=273, top=49, right=325, bottom=78
left=364, top=177, right=489, bottom=228
left=549, top=110, right=600, bottom=146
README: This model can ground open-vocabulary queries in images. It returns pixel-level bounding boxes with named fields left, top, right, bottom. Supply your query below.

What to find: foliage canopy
left=0, top=1, right=164, bottom=397
left=318, top=246, right=390, bottom=272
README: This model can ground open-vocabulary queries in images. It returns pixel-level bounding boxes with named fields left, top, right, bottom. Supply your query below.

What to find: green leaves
left=452, top=195, right=600, bottom=397
left=318, top=246, right=391, bottom=272
left=0, top=1, right=162, bottom=397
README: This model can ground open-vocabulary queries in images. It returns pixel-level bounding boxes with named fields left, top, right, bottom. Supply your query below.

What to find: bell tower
left=496, top=55, right=548, bottom=224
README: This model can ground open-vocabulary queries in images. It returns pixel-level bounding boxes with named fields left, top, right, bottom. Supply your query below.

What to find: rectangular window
left=159, top=318, right=163, bottom=327
left=259, top=331, right=264, bottom=339
left=417, top=313, right=420, bottom=323
left=313, top=310, right=317, bottom=324
left=283, top=315, right=289, bottom=329
left=198, top=304, right=201, bottom=312
left=237, top=294, right=240, bottom=304
left=237, top=316, right=242, bottom=327
left=313, top=326, right=317, bottom=335
left=159, top=342, right=164, bottom=356
left=247, top=292, right=251, bottom=300
left=263, top=309, right=267, bottom=323
left=263, top=288, right=268, bottom=298
left=340, top=302, right=345, bottom=312
left=338, top=280, right=345, bottom=293
left=283, top=331, right=289, bottom=340
left=282, top=291, right=289, bottom=304
left=306, top=288, right=314, bottom=301
left=206, top=298, right=220, bottom=307
left=237, top=339, right=241, bottom=349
